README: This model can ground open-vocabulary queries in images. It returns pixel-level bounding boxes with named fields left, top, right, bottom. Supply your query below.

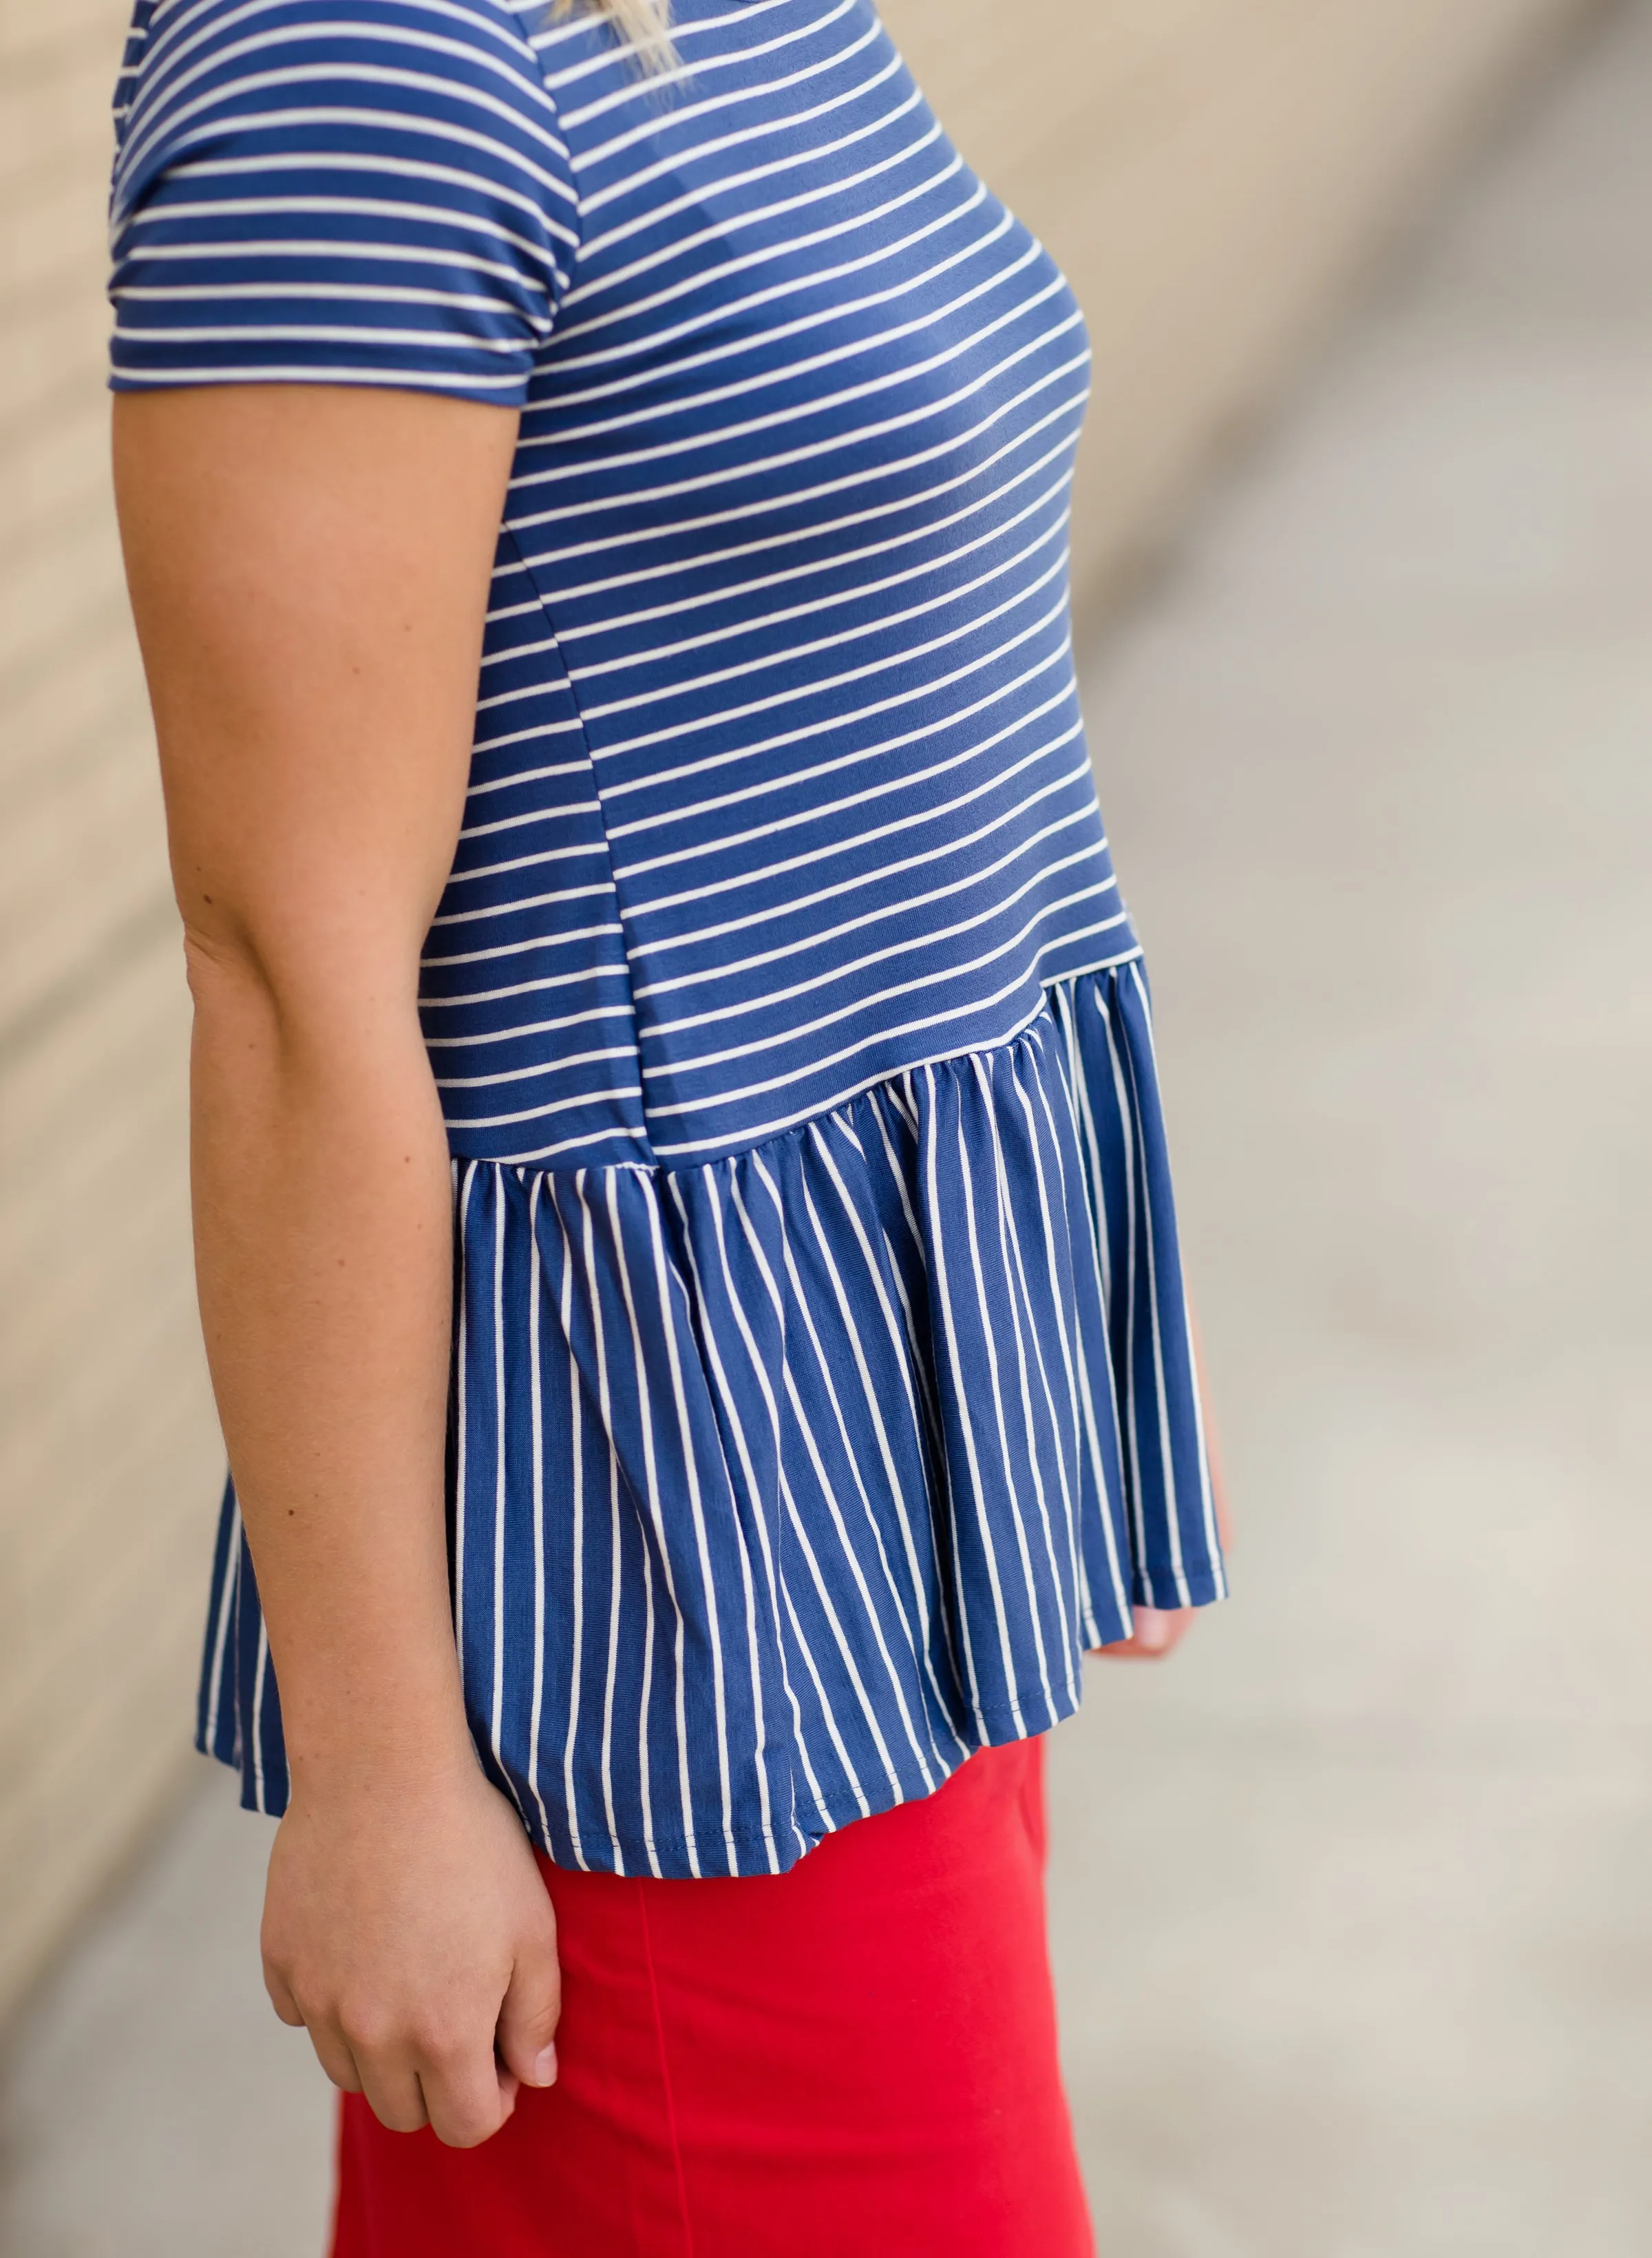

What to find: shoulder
left=113, top=0, right=566, bottom=196
left=109, top=0, right=581, bottom=398
left=123, top=0, right=555, bottom=76
left=111, top=0, right=578, bottom=255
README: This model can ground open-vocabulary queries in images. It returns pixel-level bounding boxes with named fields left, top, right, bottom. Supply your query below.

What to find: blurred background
left=3, top=0, right=1649, bottom=2250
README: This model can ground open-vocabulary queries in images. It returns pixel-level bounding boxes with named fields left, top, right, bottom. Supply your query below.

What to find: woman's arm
left=114, top=382, right=559, bottom=2149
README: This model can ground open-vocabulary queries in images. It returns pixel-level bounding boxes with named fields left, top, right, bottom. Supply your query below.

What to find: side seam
left=634, top=1881, right=699, bottom=2258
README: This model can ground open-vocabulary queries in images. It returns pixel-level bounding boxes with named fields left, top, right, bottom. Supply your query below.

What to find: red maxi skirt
left=331, top=1735, right=1094, bottom=2257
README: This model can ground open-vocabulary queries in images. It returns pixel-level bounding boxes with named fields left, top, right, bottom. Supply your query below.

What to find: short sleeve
left=108, top=0, right=579, bottom=403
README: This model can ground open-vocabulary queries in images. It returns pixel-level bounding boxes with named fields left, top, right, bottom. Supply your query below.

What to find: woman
left=109, top=0, right=1228, bottom=2248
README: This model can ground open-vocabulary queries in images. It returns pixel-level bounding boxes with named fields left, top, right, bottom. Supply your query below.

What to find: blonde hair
left=552, top=0, right=679, bottom=74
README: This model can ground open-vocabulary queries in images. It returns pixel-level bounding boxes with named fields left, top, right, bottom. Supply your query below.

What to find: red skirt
left=331, top=1736, right=1093, bottom=2257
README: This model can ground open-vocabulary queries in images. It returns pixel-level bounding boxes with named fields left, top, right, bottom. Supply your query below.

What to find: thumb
left=496, top=1925, right=562, bottom=2089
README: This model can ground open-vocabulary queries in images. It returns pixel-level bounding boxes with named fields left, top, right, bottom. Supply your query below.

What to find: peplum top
left=109, top=0, right=1227, bottom=1877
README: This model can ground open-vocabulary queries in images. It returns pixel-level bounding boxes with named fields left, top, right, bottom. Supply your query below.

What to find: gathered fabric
left=200, top=962, right=1222, bottom=1875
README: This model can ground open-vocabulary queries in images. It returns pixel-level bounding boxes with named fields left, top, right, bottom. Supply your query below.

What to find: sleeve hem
left=109, top=365, right=532, bottom=408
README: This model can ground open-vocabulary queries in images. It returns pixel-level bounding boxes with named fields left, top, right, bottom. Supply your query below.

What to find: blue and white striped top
left=110, top=0, right=1227, bottom=1877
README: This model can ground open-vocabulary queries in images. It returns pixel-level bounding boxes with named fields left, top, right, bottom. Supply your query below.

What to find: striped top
left=110, top=0, right=1227, bottom=1877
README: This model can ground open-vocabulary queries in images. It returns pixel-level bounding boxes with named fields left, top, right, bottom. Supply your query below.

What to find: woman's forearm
left=189, top=941, right=470, bottom=1797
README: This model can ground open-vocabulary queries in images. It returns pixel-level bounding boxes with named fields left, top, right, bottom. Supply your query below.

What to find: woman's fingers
left=412, top=2032, right=517, bottom=2149
left=495, top=1925, right=562, bottom=2091
left=297, top=2009, right=366, bottom=2096
left=281, top=1981, right=516, bottom=2146
left=262, top=1956, right=306, bottom=2029
left=1130, top=1605, right=1188, bottom=1656
left=322, top=2002, right=513, bottom=2146
left=1097, top=1604, right=1194, bottom=1660
left=346, top=2045, right=430, bottom=2136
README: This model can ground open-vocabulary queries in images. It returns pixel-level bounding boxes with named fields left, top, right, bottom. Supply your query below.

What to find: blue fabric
left=114, top=0, right=1227, bottom=1876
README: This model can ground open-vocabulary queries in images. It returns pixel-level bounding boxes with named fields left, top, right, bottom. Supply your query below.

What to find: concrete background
left=0, top=0, right=1597, bottom=2018
left=4, top=1, right=1650, bottom=2248
left=1048, top=0, right=1652, bottom=2238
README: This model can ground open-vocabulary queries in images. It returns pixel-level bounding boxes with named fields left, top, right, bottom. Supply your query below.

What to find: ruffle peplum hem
left=198, top=960, right=1226, bottom=1876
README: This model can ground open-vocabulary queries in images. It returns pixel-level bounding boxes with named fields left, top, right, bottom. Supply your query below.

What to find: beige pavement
left=4, top=3, right=1651, bottom=2250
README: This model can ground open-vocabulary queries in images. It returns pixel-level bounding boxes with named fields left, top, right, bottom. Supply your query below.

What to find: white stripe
left=600, top=618, right=1074, bottom=812
left=567, top=1175, right=630, bottom=1872
left=648, top=941, right=1141, bottom=1157
left=454, top=1162, right=477, bottom=1703
left=249, top=1618, right=272, bottom=1812
left=639, top=853, right=1111, bottom=1040
left=641, top=883, right=1101, bottom=1111
left=711, top=1168, right=834, bottom=1846
left=566, top=85, right=938, bottom=318
left=571, top=78, right=927, bottom=273
left=603, top=1172, right=701, bottom=1872
left=950, top=1082, right=1049, bottom=1724
left=509, top=354, right=1087, bottom=570
left=585, top=582, right=1073, bottom=774
left=639, top=876, right=1116, bottom=1081
left=573, top=3, right=870, bottom=164
left=525, top=1174, right=558, bottom=1852
left=1021, top=1038, right=1133, bottom=1635
left=563, top=143, right=971, bottom=361
left=199, top=1497, right=242, bottom=1757
left=555, top=428, right=1074, bottom=648
left=566, top=465, right=1061, bottom=693
left=506, top=317, right=1084, bottom=514
left=803, top=1123, right=971, bottom=1749
left=664, top=1174, right=787, bottom=1870
left=619, top=716, right=1087, bottom=907
left=770, top=1169, right=943, bottom=1785
left=1092, top=984, right=1154, bottom=1599
left=641, top=1188, right=738, bottom=1859
left=726, top=1170, right=874, bottom=1816
left=436, top=1044, right=634, bottom=1090
left=129, top=171, right=571, bottom=265
left=515, top=279, right=1071, bottom=501
left=488, top=1183, right=513, bottom=1785
left=973, top=1051, right=1080, bottom=1706
left=133, top=155, right=574, bottom=253
left=114, top=357, right=528, bottom=390
left=628, top=783, right=1100, bottom=983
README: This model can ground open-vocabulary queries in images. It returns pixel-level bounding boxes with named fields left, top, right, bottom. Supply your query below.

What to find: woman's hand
left=262, top=1762, right=560, bottom=2149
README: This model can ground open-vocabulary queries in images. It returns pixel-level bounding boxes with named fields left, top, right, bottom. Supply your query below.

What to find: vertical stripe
left=490, top=1177, right=514, bottom=1785
left=525, top=1172, right=557, bottom=1850
left=454, top=1160, right=477, bottom=1702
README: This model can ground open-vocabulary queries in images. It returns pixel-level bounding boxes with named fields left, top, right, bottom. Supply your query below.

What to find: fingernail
left=1134, top=1607, right=1168, bottom=1652
left=533, top=2043, right=558, bottom=2087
